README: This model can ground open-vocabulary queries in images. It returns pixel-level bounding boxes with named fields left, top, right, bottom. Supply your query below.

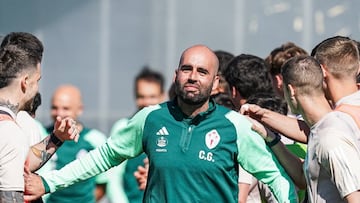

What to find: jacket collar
left=168, top=97, right=216, bottom=125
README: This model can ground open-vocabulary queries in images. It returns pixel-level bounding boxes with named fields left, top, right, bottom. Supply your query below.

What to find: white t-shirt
left=0, top=108, right=29, bottom=191
left=16, top=111, right=42, bottom=146
left=304, top=111, right=360, bottom=202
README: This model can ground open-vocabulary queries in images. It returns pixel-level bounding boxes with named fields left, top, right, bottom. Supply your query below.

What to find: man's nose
left=188, top=71, right=198, bottom=81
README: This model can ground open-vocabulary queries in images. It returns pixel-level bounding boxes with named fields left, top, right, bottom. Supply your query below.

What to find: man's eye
left=199, top=70, right=207, bottom=75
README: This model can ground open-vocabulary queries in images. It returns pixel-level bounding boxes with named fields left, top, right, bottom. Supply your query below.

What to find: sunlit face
left=175, top=47, right=219, bottom=105
left=22, top=63, right=41, bottom=111
left=136, top=79, right=164, bottom=110
left=50, top=89, right=82, bottom=121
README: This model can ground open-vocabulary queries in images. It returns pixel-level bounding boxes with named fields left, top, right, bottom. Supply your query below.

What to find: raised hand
left=53, top=116, right=80, bottom=142
left=240, top=103, right=266, bottom=121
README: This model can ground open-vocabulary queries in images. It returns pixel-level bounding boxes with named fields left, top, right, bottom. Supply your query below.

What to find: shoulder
left=219, top=107, right=252, bottom=127
left=316, top=112, right=360, bottom=151
left=83, top=128, right=107, bottom=146
left=136, top=103, right=163, bottom=117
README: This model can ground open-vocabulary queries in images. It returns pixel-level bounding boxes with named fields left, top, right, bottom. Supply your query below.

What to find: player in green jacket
left=25, top=44, right=298, bottom=203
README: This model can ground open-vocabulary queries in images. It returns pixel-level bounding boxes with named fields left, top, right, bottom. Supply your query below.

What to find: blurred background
left=1, top=0, right=359, bottom=135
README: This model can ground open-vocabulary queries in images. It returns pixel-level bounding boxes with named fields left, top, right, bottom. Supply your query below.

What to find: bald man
left=25, top=45, right=297, bottom=203
left=38, top=85, right=108, bottom=203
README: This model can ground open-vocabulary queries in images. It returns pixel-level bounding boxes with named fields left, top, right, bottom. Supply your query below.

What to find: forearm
left=345, top=191, right=360, bottom=203
left=261, top=109, right=309, bottom=143
left=27, top=133, right=63, bottom=172
left=268, top=139, right=306, bottom=189
left=238, top=183, right=250, bottom=203
left=237, top=129, right=298, bottom=202
left=42, top=143, right=124, bottom=193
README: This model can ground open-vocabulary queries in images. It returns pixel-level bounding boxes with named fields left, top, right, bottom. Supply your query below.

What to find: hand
left=53, top=116, right=80, bottom=142
left=248, top=116, right=277, bottom=142
left=134, top=158, right=149, bottom=190
left=240, top=103, right=266, bottom=121
left=24, top=165, right=45, bottom=201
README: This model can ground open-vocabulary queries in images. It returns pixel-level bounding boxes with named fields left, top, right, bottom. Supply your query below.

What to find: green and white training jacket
left=42, top=99, right=298, bottom=203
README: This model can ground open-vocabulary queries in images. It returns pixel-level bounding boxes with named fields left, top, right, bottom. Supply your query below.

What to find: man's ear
left=77, top=104, right=84, bottom=117
left=172, top=70, right=177, bottom=83
left=231, top=86, right=237, bottom=99
left=275, top=74, right=283, bottom=89
left=21, top=75, right=29, bottom=93
left=320, top=64, right=328, bottom=78
left=288, top=83, right=296, bottom=98
left=211, top=75, right=220, bottom=92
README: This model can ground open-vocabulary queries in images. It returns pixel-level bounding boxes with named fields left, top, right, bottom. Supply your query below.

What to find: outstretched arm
left=26, top=116, right=80, bottom=171
left=241, top=104, right=309, bottom=143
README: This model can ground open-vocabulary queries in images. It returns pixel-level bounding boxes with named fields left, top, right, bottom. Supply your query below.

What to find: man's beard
left=175, top=80, right=212, bottom=105
left=22, top=94, right=36, bottom=113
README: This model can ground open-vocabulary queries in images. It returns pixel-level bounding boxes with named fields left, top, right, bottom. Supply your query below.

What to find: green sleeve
left=42, top=105, right=159, bottom=192
left=84, top=129, right=110, bottom=184
left=226, top=111, right=298, bottom=203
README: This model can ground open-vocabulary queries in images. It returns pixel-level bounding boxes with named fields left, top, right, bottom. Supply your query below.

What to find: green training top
left=42, top=99, right=298, bottom=203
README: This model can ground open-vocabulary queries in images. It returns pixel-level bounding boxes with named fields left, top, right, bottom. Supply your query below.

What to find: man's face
left=22, top=63, right=41, bottom=111
left=136, top=79, right=164, bottom=110
left=175, top=47, right=219, bottom=105
left=50, top=90, right=81, bottom=122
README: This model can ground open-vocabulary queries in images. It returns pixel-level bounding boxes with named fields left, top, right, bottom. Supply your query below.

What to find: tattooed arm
left=27, top=117, right=80, bottom=172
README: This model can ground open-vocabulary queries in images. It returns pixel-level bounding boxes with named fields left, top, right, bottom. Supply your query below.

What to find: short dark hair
left=247, top=92, right=288, bottom=115
left=134, top=66, right=165, bottom=95
left=224, top=54, right=274, bottom=100
left=1, top=32, right=43, bottom=62
left=281, top=55, right=324, bottom=96
left=0, top=32, right=43, bottom=88
left=214, top=50, right=234, bottom=75
left=212, top=92, right=236, bottom=110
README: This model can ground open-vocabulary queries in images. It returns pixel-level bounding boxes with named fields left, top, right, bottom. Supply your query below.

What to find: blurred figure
left=40, top=85, right=108, bottom=203
left=265, top=42, right=308, bottom=98
left=212, top=50, right=234, bottom=95
left=107, top=67, right=165, bottom=203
